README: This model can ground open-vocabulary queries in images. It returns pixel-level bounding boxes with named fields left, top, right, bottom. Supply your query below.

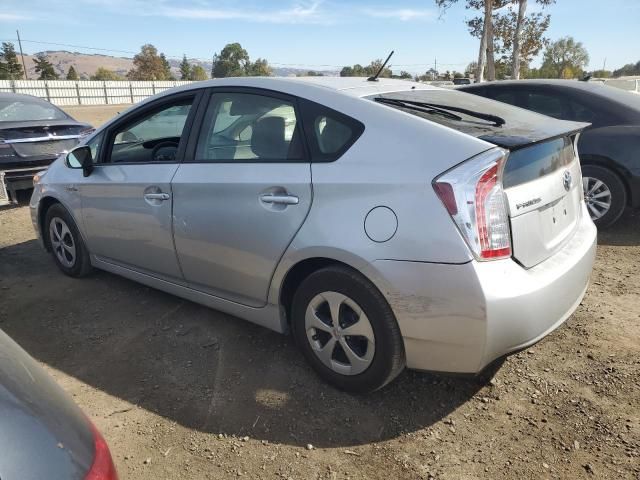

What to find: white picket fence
left=0, top=80, right=195, bottom=106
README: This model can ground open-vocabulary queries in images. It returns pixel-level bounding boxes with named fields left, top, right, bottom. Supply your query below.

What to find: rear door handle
left=144, top=192, right=170, bottom=201
left=260, top=194, right=299, bottom=205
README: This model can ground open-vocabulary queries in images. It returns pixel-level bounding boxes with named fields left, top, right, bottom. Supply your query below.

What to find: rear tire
left=291, top=265, right=405, bottom=393
left=582, top=165, right=626, bottom=228
left=44, top=203, right=93, bottom=277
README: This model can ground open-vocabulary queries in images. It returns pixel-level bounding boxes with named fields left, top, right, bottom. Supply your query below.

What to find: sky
left=1, top=0, right=638, bottom=74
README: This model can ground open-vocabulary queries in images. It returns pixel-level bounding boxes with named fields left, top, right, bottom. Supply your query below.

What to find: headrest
left=251, top=117, right=288, bottom=159
left=229, top=97, right=257, bottom=116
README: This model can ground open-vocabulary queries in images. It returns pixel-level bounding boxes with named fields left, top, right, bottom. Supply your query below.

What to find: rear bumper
left=0, top=165, right=50, bottom=205
left=374, top=203, right=597, bottom=373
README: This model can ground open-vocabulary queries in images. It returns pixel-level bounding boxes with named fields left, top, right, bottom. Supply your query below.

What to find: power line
left=1, top=37, right=471, bottom=70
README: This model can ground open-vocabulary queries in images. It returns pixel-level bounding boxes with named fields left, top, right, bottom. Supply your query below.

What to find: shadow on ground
left=0, top=239, right=492, bottom=448
left=597, top=209, right=640, bottom=246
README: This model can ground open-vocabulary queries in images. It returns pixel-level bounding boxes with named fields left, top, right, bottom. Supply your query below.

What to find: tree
left=127, top=44, right=167, bottom=80
left=590, top=69, right=611, bottom=78
left=179, top=54, right=191, bottom=80
left=188, top=65, right=208, bottom=81
left=613, top=61, right=640, bottom=77
left=436, top=0, right=555, bottom=81
left=160, top=53, right=174, bottom=80
left=397, top=70, right=413, bottom=79
left=0, top=42, right=24, bottom=80
left=248, top=58, right=272, bottom=76
left=436, top=0, right=500, bottom=82
left=211, top=43, right=250, bottom=78
left=33, top=53, right=59, bottom=80
left=501, top=0, right=555, bottom=78
left=91, top=67, right=124, bottom=81
left=539, top=36, right=589, bottom=79
left=465, top=61, right=478, bottom=77
left=66, top=65, right=79, bottom=80
left=304, top=70, right=324, bottom=76
left=340, top=60, right=392, bottom=78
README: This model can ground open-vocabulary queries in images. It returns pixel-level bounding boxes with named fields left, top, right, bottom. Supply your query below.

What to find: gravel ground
left=0, top=105, right=638, bottom=479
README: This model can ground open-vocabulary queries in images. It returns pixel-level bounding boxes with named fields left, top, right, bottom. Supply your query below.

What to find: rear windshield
left=0, top=98, right=68, bottom=122
left=368, top=88, right=585, bottom=150
left=503, top=137, right=574, bottom=188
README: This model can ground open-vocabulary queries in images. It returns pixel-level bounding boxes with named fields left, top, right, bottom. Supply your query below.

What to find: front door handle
left=260, top=193, right=299, bottom=205
left=144, top=192, right=170, bottom=201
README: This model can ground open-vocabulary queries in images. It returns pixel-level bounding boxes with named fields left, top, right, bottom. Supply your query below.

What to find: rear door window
left=491, top=90, right=519, bottom=106
left=525, top=92, right=568, bottom=119
left=195, top=92, right=304, bottom=162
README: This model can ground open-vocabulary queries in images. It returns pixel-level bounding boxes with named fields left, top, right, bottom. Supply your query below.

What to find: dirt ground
left=0, top=105, right=639, bottom=479
left=65, top=104, right=131, bottom=127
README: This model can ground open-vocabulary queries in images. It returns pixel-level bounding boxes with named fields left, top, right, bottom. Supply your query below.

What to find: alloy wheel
left=49, top=217, right=76, bottom=268
left=583, top=176, right=612, bottom=220
left=305, top=291, right=375, bottom=376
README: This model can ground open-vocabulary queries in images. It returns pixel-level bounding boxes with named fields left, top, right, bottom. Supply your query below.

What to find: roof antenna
left=367, top=50, right=394, bottom=82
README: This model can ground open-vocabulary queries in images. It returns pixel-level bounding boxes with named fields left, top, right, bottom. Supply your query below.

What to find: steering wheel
left=151, top=141, right=179, bottom=162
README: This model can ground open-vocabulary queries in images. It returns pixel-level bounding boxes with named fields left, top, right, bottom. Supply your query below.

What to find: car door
left=79, top=91, right=201, bottom=279
left=171, top=89, right=312, bottom=307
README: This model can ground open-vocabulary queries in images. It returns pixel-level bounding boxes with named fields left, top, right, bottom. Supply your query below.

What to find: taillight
left=79, top=128, right=96, bottom=138
left=85, top=421, right=118, bottom=480
left=433, top=148, right=512, bottom=261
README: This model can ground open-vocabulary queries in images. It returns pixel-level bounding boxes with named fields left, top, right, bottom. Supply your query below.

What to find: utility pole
left=434, top=57, right=437, bottom=79
left=16, top=30, right=28, bottom=80
left=602, top=58, right=607, bottom=74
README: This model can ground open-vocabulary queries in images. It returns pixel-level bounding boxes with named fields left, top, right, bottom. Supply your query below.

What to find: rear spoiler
left=478, top=122, right=590, bottom=151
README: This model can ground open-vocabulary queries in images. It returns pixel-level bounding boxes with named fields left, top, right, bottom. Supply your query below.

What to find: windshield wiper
left=374, top=97, right=462, bottom=122
left=375, top=97, right=505, bottom=127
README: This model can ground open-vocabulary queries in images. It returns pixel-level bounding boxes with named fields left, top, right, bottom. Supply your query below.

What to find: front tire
left=45, top=203, right=93, bottom=277
left=582, top=165, right=626, bottom=228
left=291, top=265, right=405, bottom=393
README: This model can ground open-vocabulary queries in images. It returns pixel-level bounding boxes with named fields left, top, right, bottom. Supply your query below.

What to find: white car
left=31, top=77, right=596, bottom=392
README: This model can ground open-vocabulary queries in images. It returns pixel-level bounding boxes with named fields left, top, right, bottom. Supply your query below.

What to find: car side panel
left=268, top=108, right=495, bottom=307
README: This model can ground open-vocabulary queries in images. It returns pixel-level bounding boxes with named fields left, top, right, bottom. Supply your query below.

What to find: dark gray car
left=459, top=80, right=640, bottom=227
left=0, top=328, right=118, bottom=480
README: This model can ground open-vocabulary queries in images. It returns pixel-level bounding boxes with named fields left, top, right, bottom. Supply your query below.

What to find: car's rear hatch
left=0, top=119, right=90, bottom=166
left=370, top=88, right=589, bottom=268
left=502, top=136, right=583, bottom=267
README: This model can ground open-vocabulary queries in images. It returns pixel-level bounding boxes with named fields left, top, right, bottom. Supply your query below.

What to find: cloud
left=0, top=12, right=32, bottom=21
left=157, top=1, right=330, bottom=24
left=362, top=8, right=435, bottom=21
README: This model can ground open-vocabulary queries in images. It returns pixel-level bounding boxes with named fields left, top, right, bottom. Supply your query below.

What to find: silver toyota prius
left=30, top=77, right=597, bottom=393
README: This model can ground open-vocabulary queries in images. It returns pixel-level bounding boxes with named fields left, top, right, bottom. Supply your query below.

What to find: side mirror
left=65, top=146, right=94, bottom=177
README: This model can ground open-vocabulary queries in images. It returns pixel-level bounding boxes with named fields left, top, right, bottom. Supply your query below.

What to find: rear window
left=0, top=98, right=68, bottom=122
left=503, top=137, right=575, bottom=188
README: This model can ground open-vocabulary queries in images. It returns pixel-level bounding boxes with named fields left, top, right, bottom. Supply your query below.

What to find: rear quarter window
left=300, top=99, right=364, bottom=162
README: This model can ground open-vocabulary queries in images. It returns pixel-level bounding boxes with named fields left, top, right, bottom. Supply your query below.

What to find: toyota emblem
left=563, top=171, right=572, bottom=191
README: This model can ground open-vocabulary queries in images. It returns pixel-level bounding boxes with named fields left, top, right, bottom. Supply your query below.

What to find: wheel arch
left=38, top=196, right=63, bottom=251
left=274, top=251, right=392, bottom=330
left=38, top=195, right=86, bottom=251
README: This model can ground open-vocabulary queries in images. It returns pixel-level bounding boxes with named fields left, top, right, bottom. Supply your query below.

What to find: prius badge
left=563, top=170, right=572, bottom=191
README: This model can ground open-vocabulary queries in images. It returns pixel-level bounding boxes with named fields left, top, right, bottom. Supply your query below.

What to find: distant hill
left=19, top=50, right=338, bottom=80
